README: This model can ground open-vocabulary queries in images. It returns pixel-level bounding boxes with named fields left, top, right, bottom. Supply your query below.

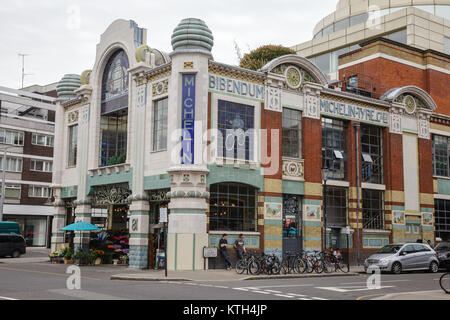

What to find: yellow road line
left=0, top=266, right=101, bottom=281
left=356, top=293, right=385, bottom=300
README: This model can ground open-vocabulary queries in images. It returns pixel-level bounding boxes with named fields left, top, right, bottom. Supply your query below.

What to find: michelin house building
left=51, top=18, right=441, bottom=269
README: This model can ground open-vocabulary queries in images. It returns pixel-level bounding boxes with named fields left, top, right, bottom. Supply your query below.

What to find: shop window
left=0, top=128, right=24, bottom=146
left=0, top=157, right=22, bottom=172
left=100, top=49, right=129, bottom=167
left=362, top=189, right=385, bottom=230
left=153, top=98, right=168, bottom=151
left=32, top=133, right=54, bottom=147
left=322, top=117, right=347, bottom=180
left=435, top=199, right=450, bottom=241
left=30, top=160, right=53, bottom=172
left=432, top=134, right=449, bottom=177
left=209, top=183, right=257, bottom=232
left=325, top=186, right=347, bottom=227
left=68, top=125, right=78, bottom=167
left=361, top=124, right=383, bottom=184
left=28, top=186, right=52, bottom=198
left=217, top=100, right=254, bottom=161
left=282, top=108, right=302, bottom=159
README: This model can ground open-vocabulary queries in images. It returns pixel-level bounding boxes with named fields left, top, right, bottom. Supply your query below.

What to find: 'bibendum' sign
left=209, top=75, right=265, bottom=100
left=320, top=98, right=389, bottom=125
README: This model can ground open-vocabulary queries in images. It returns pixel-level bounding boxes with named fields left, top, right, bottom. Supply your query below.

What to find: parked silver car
left=364, top=243, right=440, bottom=274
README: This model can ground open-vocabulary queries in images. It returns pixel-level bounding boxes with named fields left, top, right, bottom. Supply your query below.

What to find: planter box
left=64, top=259, right=74, bottom=264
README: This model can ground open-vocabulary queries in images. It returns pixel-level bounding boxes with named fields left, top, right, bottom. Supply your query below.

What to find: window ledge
left=89, top=163, right=131, bottom=177
left=361, top=183, right=386, bottom=191
left=363, top=229, right=390, bottom=235
left=150, top=149, right=167, bottom=154
left=208, top=231, right=261, bottom=236
left=434, top=175, right=450, bottom=180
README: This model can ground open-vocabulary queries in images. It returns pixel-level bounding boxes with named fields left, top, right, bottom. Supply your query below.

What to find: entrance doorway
left=148, top=189, right=170, bottom=269
left=282, top=194, right=303, bottom=257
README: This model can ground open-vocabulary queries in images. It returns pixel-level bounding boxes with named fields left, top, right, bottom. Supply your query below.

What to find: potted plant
left=49, top=249, right=64, bottom=264
left=119, top=254, right=129, bottom=265
left=63, top=247, right=74, bottom=264
left=73, top=249, right=88, bottom=266
left=92, top=250, right=104, bottom=265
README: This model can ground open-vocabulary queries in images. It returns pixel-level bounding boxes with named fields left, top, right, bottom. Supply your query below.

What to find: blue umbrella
left=61, top=221, right=101, bottom=231
left=61, top=222, right=101, bottom=253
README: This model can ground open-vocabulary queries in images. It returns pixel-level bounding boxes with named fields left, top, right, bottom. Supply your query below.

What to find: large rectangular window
left=362, top=189, right=385, bottom=230
left=100, top=109, right=127, bottom=167
left=435, top=199, right=450, bottom=241
left=361, top=124, right=383, bottom=184
left=153, top=98, right=168, bottom=151
left=68, top=125, right=78, bottom=167
left=322, top=118, right=347, bottom=180
left=432, top=134, right=449, bottom=177
left=0, top=157, right=23, bottom=172
left=282, top=108, right=302, bottom=159
left=32, top=133, right=54, bottom=147
left=325, top=186, right=347, bottom=227
left=209, top=183, right=257, bottom=232
left=0, top=128, right=24, bottom=146
left=30, top=160, right=53, bottom=172
left=28, top=186, right=52, bottom=198
left=217, top=100, right=254, bottom=161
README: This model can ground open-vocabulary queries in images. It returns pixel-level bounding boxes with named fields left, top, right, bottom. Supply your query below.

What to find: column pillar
left=128, top=198, right=150, bottom=269
left=167, top=167, right=209, bottom=271
left=51, top=189, right=66, bottom=251
left=73, top=199, right=92, bottom=251
left=302, top=85, right=323, bottom=252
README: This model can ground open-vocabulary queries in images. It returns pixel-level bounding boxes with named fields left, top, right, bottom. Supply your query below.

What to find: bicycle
left=281, top=251, right=307, bottom=274
left=304, top=250, right=324, bottom=274
left=321, top=251, right=349, bottom=273
left=235, top=252, right=259, bottom=275
left=440, top=272, right=450, bottom=294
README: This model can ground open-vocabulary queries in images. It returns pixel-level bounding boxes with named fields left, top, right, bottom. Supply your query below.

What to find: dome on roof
left=171, top=18, right=214, bottom=52
left=56, top=74, right=81, bottom=98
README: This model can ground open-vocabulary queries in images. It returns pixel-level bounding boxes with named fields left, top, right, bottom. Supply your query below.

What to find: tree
left=239, top=45, right=296, bottom=71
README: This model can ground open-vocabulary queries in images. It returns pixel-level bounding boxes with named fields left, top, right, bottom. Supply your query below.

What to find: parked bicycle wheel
left=235, top=260, right=246, bottom=274
left=295, top=258, right=307, bottom=274
left=338, top=261, right=349, bottom=273
left=440, top=273, right=450, bottom=294
left=249, top=260, right=260, bottom=275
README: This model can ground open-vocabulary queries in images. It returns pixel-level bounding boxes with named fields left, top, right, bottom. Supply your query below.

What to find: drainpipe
left=353, top=123, right=361, bottom=266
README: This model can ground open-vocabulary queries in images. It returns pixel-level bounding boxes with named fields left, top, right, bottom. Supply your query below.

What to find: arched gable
left=380, top=86, right=437, bottom=112
left=259, top=54, right=329, bottom=86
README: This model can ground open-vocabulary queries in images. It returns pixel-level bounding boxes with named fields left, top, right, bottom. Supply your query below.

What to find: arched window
left=209, top=183, right=257, bottom=232
left=100, top=50, right=129, bottom=167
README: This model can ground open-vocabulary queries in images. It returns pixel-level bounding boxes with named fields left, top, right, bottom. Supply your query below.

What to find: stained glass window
left=217, top=100, right=254, bottom=161
left=101, top=50, right=129, bottom=114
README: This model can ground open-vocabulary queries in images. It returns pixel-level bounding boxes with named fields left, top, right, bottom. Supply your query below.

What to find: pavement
left=0, top=247, right=50, bottom=264
left=372, top=290, right=450, bottom=300
left=110, top=266, right=365, bottom=282
left=0, top=261, right=448, bottom=300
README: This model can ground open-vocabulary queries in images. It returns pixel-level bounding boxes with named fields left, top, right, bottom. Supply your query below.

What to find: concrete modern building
left=292, top=0, right=450, bottom=80
left=0, top=85, right=56, bottom=247
left=49, top=17, right=445, bottom=269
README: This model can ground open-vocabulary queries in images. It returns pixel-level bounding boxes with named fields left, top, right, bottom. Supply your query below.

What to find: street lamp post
left=321, top=166, right=333, bottom=251
left=0, top=146, right=12, bottom=221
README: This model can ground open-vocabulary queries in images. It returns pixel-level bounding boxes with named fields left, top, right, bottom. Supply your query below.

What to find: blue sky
left=0, top=0, right=337, bottom=89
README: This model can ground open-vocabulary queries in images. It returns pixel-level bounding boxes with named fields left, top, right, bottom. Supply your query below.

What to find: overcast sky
left=0, top=0, right=337, bottom=89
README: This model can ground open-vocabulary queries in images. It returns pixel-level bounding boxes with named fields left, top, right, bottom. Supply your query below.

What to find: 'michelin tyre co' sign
left=181, top=74, right=196, bottom=164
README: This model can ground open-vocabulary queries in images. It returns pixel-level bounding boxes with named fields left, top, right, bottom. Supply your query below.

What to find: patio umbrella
left=61, top=222, right=101, bottom=252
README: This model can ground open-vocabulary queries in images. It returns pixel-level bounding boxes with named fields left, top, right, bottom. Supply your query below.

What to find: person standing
left=234, top=234, right=246, bottom=261
left=219, top=234, right=232, bottom=270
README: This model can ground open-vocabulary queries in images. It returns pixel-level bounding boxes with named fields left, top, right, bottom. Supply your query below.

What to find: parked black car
left=435, top=241, right=450, bottom=270
left=0, top=233, right=26, bottom=258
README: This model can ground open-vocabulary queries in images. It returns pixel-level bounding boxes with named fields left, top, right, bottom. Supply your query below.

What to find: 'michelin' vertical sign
left=181, top=74, right=195, bottom=164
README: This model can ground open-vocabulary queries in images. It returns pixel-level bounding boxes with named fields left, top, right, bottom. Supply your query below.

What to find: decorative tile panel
left=265, top=86, right=282, bottom=112
left=282, top=159, right=304, bottom=179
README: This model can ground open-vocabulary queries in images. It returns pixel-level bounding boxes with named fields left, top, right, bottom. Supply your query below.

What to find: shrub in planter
left=63, top=248, right=74, bottom=264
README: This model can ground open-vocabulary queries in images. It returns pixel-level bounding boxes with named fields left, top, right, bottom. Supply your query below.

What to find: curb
left=243, top=272, right=360, bottom=280
left=110, top=272, right=360, bottom=282
left=111, top=275, right=192, bottom=281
